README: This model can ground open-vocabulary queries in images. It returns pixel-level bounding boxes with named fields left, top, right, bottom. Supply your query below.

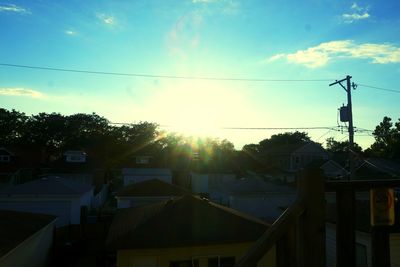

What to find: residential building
left=0, top=210, right=56, bottom=267
left=0, top=176, right=93, bottom=227
left=106, top=194, right=276, bottom=267
left=209, top=176, right=296, bottom=221
left=262, top=142, right=329, bottom=182
left=115, top=179, right=189, bottom=209
left=64, top=150, right=87, bottom=163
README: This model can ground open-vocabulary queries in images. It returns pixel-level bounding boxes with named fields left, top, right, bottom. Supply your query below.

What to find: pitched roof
left=106, top=194, right=269, bottom=250
left=0, top=176, right=93, bottom=196
left=0, top=210, right=56, bottom=258
left=116, top=179, right=189, bottom=197
left=121, top=168, right=172, bottom=176
left=226, top=178, right=295, bottom=195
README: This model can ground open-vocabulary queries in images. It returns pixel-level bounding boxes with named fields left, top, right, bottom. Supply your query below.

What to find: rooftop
left=116, top=178, right=189, bottom=197
left=106, top=194, right=269, bottom=250
left=0, top=176, right=93, bottom=196
left=0, top=210, right=56, bottom=258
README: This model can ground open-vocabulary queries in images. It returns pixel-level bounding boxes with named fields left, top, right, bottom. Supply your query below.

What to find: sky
left=0, top=0, right=399, bottom=149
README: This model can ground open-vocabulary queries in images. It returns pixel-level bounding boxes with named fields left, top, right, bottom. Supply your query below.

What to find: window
left=208, top=257, right=235, bottom=267
left=0, top=155, right=10, bottom=162
left=136, top=156, right=150, bottom=164
left=170, top=260, right=199, bottom=267
left=66, top=155, right=86, bottom=162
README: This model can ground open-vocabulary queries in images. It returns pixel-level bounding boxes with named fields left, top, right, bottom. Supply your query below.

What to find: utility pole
left=329, top=75, right=355, bottom=179
left=329, top=75, right=357, bottom=267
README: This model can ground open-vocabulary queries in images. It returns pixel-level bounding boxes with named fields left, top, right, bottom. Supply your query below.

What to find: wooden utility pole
left=329, top=75, right=356, bottom=267
left=329, top=75, right=355, bottom=179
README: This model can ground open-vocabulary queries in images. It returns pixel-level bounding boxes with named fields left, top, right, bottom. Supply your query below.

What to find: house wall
left=191, top=173, right=209, bottom=194
left=117, top=196, right=174, bottom=209
left=79, top=189, right=94, bottom=208
left=116, top=242, right=276, bottom=267
left=0, top=222, right=55, bottom=267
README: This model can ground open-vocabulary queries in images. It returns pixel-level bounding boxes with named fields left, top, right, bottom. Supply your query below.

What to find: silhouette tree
left=367, top=116, right=400, bottom=159
left=0, top=108, right=28, bottom=145
left=325, top=137, right=363, bottom=154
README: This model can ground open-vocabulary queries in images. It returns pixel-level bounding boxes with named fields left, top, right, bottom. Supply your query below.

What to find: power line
left=358, top=83, right=400, bottom=94
left=110, top=122, right=342, bottom=131
left=0, top=63, right=333, bottom=82
left=219, top=126, right=339, bottom=130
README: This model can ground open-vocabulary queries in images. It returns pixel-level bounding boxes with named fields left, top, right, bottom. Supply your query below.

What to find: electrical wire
left=358, top=83, right=400, bottom=94
left=0, top=63, right=334, bottom=82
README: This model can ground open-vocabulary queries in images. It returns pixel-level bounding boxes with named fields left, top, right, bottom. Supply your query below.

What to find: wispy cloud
left=65, top=30, right=78, bottom=36
left=96, top=13, right=116, bottom=26
left=192, top=0, right=217, bottom=3
left=342, top=3, right=370, bottom=23
left=267, top=40, right=400, bottom=68
left=166, top=12, right=204, bottom=59
left=0, top=88, right=45, bottom=98
left=0, top=4, right=29, bottom=14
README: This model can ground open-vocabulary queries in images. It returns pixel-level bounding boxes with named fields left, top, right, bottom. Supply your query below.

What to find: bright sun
left=147, top=80, right=254, bottom=138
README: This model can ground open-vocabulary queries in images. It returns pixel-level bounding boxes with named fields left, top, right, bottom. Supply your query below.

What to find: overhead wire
left=0, top=63, right=333, bottom=82
left=357, top=83, right=400, bottom=94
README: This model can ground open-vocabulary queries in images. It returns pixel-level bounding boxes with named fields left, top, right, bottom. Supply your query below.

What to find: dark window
left=0, top=155, right=10, bottom=162
left=208, top=257, right=235, bottom=267
left=170, top=260, right=199, bottom=267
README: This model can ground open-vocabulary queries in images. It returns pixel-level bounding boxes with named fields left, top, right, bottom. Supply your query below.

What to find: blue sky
left=0, top=0, right=399, bottom=149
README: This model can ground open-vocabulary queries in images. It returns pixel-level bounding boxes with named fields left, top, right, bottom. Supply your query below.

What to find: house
left=106, top=194, right=276, bottom=267
left=121, top=168, right=172, bottom=187
left=190, top=172, right=209, bottom=194
left=0, top=176, right=93, bottom=227
left=188, top=172, right=236, bottom=196
left=262, top=142, right=329, bottom=182
left=43, top=150, right=109, bottom=209
left=135, top=155, right=153, bottom=165
left=0, top=146, right=45, bottom=187
left=209, top=176, right=296, bottom=221
left=115, top=179, right=189, bottom=209
left=64, top=150, right=87, bottom=163
left=0, top=210, right=57, bottom=267
left=320, top=159, right=349, bottom=179
left=0, top=147, right=13, bottom=163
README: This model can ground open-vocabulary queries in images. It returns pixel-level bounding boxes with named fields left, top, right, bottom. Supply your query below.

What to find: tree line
left=1, top=108, right=399, bottom=172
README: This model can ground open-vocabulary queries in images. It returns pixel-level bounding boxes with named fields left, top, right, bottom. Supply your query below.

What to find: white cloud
left=65, top=30, right=78, bottom=36
left=342, top=3, right=370, bottom=23
left=342, top=12, right=370, bottom=23
left=96, top=13, right=116, bottom=26
left=192, top=0, right=217, bottom=3
left=0, top=4, right=29, bottom=14
left=0, top=88, right=45, bottom=98
left=267, top=40, right=400, bottom=68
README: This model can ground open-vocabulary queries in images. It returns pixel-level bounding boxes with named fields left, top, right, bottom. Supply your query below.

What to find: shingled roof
left=106, top=194, right=269, bottom=250
left=0, top=176, right=93, bottom=196
left=0, top=210, right=57, bottom=258
left=116, top=179, right=190, bottom=197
